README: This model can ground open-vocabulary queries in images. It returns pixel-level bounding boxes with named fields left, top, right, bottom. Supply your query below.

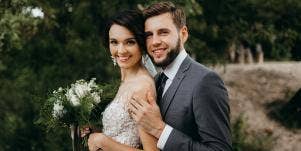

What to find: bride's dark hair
left=103, top=10, right=146, bottom=53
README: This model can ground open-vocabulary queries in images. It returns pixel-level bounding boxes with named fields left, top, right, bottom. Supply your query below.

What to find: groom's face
left=145, top=13, right=182, bottom=67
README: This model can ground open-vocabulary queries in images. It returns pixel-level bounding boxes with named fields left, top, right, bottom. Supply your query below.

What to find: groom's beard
left=150, top=38, right=181, bottom=68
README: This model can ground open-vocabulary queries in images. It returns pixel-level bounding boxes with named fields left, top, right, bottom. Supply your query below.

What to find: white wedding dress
left=102, top=86, right=141, bottom=148
left=101, top=61, right=157, bottom=149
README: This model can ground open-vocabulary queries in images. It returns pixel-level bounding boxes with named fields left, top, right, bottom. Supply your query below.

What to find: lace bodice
left=102, top=89, right=140, bottom=148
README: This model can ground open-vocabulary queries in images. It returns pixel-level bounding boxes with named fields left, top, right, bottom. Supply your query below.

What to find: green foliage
left=0, top=0, right=41, bottom=52
left=197, top=0, right=301, bottom=62
left=232, top=115, right=276, bottom=151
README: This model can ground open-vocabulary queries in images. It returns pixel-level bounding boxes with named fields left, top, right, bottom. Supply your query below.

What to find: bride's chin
left=119, top=63, right=136, bottom=69
left=119, top=64, right=130, bottom=69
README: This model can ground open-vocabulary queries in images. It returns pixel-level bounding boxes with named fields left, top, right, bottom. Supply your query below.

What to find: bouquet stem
left=70, top=124, right=82, bottom=151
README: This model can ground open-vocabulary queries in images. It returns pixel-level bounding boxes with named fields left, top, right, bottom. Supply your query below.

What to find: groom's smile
left=145, top=13, right=184, bottom=67
left=152, top=47, right=167, bottom=57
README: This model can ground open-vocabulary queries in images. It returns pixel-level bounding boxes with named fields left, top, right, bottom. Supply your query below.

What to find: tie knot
left=158, top=72, right=168, bottom=84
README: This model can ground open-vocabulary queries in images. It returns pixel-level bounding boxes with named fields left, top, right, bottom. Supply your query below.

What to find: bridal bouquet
left=42, top=78, right=104, bottom=127
left=37, top=78, right=118, bottom=151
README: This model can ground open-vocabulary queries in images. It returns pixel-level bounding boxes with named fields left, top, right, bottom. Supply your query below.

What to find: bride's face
left=109, top=24, right=142, bottom=69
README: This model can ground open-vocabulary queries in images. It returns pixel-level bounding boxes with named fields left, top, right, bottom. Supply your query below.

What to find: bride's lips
left=117, top=56, right=130, bottom=62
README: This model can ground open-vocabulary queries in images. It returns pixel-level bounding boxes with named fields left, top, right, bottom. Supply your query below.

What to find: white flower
left=91, top=92, right=101, bottom=104
left=58, top=87, right=63, bottom=92
left=64, top=79, right=102, bottom=106
left=88, top=78, right=97, bottom=88
left=66, top=89, right=80, bottom=106
left=73, top=81, right=91, bottom=98
left=52, top=101, right=64, bottom=118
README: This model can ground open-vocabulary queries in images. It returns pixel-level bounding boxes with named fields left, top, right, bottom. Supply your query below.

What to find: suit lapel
left=161, top=56, right=192, bottom=118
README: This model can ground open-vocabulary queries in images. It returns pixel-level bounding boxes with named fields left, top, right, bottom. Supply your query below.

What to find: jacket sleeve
left=163, top=71, right=232, bottom=151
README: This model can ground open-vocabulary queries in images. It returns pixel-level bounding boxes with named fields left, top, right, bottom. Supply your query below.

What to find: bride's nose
left=117, top=44, right=127, bottom=54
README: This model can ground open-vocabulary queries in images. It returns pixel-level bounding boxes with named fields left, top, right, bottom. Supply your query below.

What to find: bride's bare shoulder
left=136, top=74, right=155, bottom=88
left=130, top=74, right=156, bottom=98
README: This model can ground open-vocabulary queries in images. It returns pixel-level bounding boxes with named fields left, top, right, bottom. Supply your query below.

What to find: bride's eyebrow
left=109, top=37, right=136, bottom=42
left=125, top=38, right=137, bottom=41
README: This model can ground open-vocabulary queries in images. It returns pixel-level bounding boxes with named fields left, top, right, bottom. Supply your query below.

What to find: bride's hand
left=80, top=126, right=91, bottom=138
left=88, top=133, right=106, bottom=151
left=81, top=125, right=102, bottom=138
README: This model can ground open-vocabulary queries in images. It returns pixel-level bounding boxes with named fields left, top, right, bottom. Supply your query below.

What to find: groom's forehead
left=145, top=13, right=175, bottom=31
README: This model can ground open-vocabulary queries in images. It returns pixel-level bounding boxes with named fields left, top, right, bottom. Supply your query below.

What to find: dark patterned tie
left=156, top=72, right=168, bottom=105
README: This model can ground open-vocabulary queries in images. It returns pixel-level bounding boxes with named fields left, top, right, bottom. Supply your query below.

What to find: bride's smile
left=118, top=55, right=130, bottom=62
left=109, top=24, right=142, bottom=69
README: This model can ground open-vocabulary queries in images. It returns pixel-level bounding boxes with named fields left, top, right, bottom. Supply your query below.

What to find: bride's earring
left=111, top=56, right=117, bottom=66
left=142, top=55, right=146, bottom=65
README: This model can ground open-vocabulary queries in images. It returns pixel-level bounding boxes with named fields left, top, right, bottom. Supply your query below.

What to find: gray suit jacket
left=157, top=56, right=232, bottom=151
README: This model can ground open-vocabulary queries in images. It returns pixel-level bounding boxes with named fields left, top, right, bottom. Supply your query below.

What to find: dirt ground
left=212, top=62, right=301, bottom=151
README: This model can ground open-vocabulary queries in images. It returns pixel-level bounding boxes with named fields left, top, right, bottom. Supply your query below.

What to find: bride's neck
left=120, top=63, right=144, bottom=82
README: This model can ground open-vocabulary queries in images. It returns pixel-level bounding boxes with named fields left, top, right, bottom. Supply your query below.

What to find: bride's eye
left=110, top=40, right=118, bottom=46
left=126, top=39, right=136, bottom=46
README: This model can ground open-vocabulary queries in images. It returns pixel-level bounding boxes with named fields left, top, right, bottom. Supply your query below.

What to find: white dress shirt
left=157, top=49, right=188, bottom=149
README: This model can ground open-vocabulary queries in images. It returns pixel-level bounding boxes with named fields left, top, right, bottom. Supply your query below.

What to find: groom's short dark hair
left=143, top=1, right=186, bottom=30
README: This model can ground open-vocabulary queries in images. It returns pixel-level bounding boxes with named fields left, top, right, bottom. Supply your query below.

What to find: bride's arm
left=138, top=127, right=159, bottom=151
left=88, top=133, right=141, bottom=151
left=133, top=79, right=159, bottom=151
left=88, top=127, right=158, bottom=151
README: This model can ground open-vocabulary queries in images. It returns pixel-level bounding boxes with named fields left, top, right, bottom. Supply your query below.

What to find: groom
left=129, top=1, right=232, bottom=151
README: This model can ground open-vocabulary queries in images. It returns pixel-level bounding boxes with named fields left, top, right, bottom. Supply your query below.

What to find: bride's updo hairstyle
left=103, top=10, right=146, bottom=53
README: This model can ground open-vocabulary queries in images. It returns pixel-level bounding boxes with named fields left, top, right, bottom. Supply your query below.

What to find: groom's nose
left=151, top=34, right=162, bottom=46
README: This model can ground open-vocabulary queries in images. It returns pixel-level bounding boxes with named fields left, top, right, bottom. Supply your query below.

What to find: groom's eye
left=145, top=32, right=152, bottom=39
left=159, top=30, right=169, bottom=36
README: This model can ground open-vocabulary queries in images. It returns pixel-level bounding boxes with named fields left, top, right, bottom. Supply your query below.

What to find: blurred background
left=0, top=0, right=300, bottom=150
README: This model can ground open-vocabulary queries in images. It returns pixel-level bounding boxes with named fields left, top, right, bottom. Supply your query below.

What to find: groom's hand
left=129, top=91, right=165, bottom=139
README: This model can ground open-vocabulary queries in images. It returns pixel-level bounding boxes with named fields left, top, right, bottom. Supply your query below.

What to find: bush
left=232, top=114, right=276, bottom=151
left=267, top=88, right=301, bottom=129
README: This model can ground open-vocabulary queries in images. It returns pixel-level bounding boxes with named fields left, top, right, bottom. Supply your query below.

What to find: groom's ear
left=179, top=26, right=188, bottom=44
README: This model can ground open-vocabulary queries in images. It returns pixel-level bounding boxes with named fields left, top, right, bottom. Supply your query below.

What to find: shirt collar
left=162, top=49, right=187, bottom=81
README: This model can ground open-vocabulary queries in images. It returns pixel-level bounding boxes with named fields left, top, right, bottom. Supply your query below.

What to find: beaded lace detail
left=102, top=89, right=140, bottom=148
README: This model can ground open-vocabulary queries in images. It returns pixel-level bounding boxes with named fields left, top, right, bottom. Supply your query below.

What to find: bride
left=82, top=10, right=159, bottom=151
